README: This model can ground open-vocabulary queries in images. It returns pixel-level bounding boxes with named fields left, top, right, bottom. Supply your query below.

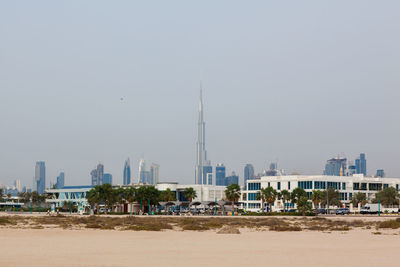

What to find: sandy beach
left=0, top=225, right=399, bottom=267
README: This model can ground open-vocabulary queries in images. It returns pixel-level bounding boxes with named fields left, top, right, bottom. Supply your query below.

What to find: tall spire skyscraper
left=195, top=82, right=212, bottom=184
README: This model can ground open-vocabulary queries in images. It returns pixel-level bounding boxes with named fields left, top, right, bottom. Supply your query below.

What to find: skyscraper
left=216, top=163, right=226, bottom=186
left=195, top=83, right=211, bottom=184
left=225, top=172, right=239, bottom=186
left=355, top=153, right=367, bottom=176
left=91, top=163, right=104, bottom=186
left=56, top=172, right=64, bottom=189
left=150, top=163, right=160, bottom=185
left=324, top=157, right=346, bottom=176
left=244, top=164, right=255, bottom=187
left=14, top=179, right=22, bottom=192
left=139, top=159, right=147, bottom=183
left=35, top=161, right=46, bottom=194
left=123, top=158, right=131, bottom=185
left=376, top=169, right=385, bottom=178
left=103, top=173, right=112, bottom=185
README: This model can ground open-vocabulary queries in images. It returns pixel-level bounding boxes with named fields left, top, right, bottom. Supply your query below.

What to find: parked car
left=335, top=208, right=350, bottom=215
left=316, top=208, right=327, bottom=214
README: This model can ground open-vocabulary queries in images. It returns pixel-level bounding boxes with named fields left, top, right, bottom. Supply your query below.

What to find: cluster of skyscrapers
left=90, top=164, right=113, bottom=186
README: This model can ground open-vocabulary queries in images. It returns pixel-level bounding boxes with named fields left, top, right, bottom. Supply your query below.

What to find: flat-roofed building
left=242, top=175, right=400, bottom=211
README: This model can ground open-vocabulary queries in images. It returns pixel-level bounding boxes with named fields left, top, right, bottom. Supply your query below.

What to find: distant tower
left=244, top=164, right=255, bottom=187
left=195, top=82, right=211, bottom=184
left=139, top=159, right=147, bottom=183
left=91, top=163, right=104, bottom=186
left=216, top=163, right=226, bottom=186
left=56, top=172, right=65, bottom=189
left=123, top=158, right=131, bottom=185
left=150, top=163, right=160, bottom=185
left=35, top=161, right=46, bottom=194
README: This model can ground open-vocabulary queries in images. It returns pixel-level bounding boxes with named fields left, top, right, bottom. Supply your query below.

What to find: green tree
left=311, top=190, right=324, bottom=214
left=0, top=188, right=3, bottom=202
left=297, top=196, right=312, bottom=216
left=322, top=188, right=341, bottom=207
left=280, top=190, right=291, bottom=212
left=125, top=187, right=137, bottom=215
left=87, top=186, right=101, bottom=214
left=136, top=186, right=161, bottom=213
left=373, top=187, right=399, bottom=206
left=351, top=192, right=367, bottom=208
left=225, top=183, right=241, bottom=216
left=113, top=187, right=127, bottom=213
left=291, top=188, right=307, bottom=204
left=161, top=188, right=176, bottom=213
left=258, top=187, right=277, bottom=213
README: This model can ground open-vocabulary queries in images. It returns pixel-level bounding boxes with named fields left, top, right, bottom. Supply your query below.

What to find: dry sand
left=0, top=227, right=399, bottom=267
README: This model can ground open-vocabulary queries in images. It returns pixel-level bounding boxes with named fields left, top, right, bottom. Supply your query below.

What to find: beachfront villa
left=45, top=183, right=227, bottom=213
left=242, top=174, right=400, bottom=211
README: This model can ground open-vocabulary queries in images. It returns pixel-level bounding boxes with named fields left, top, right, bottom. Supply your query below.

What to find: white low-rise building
left=242, top=175, right=400, bottom=211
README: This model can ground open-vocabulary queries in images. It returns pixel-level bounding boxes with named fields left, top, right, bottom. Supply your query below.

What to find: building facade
left=242, top=175, right=400, bottom=211
left=123, top=158, right=131, bottom=185
left=216, top=164, right=226, bottom=186
left=35, top=161, right=46, bottom=194
left=56, top=172, right=65, bottom=189
left=103, top=173, right=112, bottom=185
left=244, top=164, right=255, bottom=187
left=195, top=84, right=212, bottom=185
left=324, top=157, right=346, bottom=176
left=150, top=163, right=160, bottom=185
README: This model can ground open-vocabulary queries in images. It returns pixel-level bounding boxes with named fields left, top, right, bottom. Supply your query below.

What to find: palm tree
left=280, top=190, right=291, bottom=212
left=87, top=186, right=101, bottom=214
left=351, top=192, right=367, bottom=209
left=0, top=188, right=3, bottom=202
left=113, top=187, right=126, bottom=213
left=297, top=196, right=312, bottom=216
left=258, top=187, right=277, bottom=213
left=183, top=187, right=197, bottom=213
left=311, top=190, right=324, bottom=214
left=373, top=187, right=399, bottom=206
left=225, top=183, right=241, bottom=216
left=135, top=186, right=161, bottom=213
left=322, top=188, right=341, bottom=208
left=291, top=187, right=307, bottom=204
left=125, top=187, right=136, bottom=215
left=161, top=188, right=176, bottom=213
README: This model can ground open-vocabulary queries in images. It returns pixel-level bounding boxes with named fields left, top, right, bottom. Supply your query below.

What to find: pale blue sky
left=1, top=1, right=400, bottom=187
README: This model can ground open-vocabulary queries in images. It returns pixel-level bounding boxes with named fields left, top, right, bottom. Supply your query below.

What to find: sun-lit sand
left=0, top=222, right=399, bottom=267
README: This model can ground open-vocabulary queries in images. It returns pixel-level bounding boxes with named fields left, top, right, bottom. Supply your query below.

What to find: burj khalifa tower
left=195, top=83, right=212, bottom=185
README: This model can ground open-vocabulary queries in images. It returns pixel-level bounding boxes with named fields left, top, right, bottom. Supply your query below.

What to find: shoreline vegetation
left=1, top=215, right=400, bottom=233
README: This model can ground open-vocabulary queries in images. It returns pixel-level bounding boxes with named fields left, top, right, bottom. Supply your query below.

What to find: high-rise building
left=195, top=83, right=211, bottom=185
left=56, top=172, right=64, bottom=189
left=207, top=173, right=213, bottom=185
left=150, top=163, right=160, bottom=185
left=355, top=153, right=367, bottom=176
left=139, top=159, right=147, bottom=183
left=244, top=164, right=255, bottom=187
left=216, top=163, right=226, bottom=186
left=324, top=157, right=346, bottom=176
left=376, top=169, right=385, bottom=178
left=123, top=158, right=131, bottom=185
left=226, top=172, right=239, bottom=186
left=203, top=166, right=212, bottom=185
left=35, top=161, right=46, bottom=194
left=91, top=163, right=104, bottom=186
left=14, top=179, right=22, bottom=192
left=103, top=173, right=112, bottom=185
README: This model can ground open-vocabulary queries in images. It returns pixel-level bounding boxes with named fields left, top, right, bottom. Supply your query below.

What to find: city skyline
left=1, top=2, right=400, bottom=187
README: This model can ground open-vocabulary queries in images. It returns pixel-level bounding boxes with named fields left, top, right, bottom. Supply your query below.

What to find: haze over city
left=1, top=1, right=400, bottom=188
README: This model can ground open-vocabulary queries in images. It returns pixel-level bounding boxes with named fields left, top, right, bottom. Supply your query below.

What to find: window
left=268, top=182, right=270, bottom=187
left=248, top=183, right=261, bottom=191
left=342, top=183, right=346, bottom=190
left=361, top=183, right=367, bottom=190
left=248, top=193, right=259, bottom=201
left=288, top=182, right=291, bottom=190
left=248, top=203, right=261, bottom=209
left=384, top=184, right=389, bottom=189
left=298, top=181, right=312, bottom=190
left=349, top=193, right=353, bottom=200
left=277, top=182, right=281, bottom=190
left=327, top=182, right=339, bottom=190
left=314, top=181, right=326, bottom=190
left=242, top=193, right=247, bottom=201
left=397, top=185, right=399, bottom=191
left=353, top=183, right=360, bottom=190
left=368, top=183, right=382, bottom=191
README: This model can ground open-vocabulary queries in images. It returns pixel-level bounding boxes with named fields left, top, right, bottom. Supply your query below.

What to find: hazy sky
left=1, top=1, right=400, bottom=187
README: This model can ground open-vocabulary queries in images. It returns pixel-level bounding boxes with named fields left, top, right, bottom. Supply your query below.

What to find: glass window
left=277, top=182, right=281, bottom=190
left=342, top=183, right=346, bottom=190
